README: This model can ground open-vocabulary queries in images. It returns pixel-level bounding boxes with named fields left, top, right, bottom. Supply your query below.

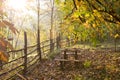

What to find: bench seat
left=55, top=59, right=81, bottom=70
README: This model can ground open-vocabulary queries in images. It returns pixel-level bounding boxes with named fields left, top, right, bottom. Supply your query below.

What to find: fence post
left=57, top=33, right=61, bottom=48
left=56, top=36, right=59, bottom=49
left=56, top=33, right=61, bottom=49
left=50, top=29, right=54, bottom=52
left=50, top=39, right=54, bottom=52
left=42, top=43, right=44, bottom=54
left=37, top=29, right=41, bottom=61
left=23, top=32, right=27, bottom=77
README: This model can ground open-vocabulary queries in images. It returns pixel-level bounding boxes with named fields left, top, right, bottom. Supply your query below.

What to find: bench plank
left=55, top=59, right=81, bottom=70
left=61, top=48, right=81, bottom=52
left=55, top=59, right=80, bottom=62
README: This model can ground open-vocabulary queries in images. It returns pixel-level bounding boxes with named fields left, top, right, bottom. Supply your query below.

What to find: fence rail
left=0, top=32, right=74, bottom=80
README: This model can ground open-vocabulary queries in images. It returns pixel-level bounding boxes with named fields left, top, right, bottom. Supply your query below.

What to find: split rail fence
left=0, top=32, right=74, bottom=80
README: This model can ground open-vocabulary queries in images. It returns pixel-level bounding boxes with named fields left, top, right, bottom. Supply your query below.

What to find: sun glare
left=8, top=0, right=26, bottom=10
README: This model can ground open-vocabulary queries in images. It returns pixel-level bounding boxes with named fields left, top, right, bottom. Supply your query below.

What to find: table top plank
left=61, top=48, right=81, bottom=52
left=54, top=59, right=81, bottom=62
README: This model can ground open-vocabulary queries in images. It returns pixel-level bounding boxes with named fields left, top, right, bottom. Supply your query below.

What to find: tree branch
left=98, top=9, right=120, bottom=23
left=64, top=7, right=75, bottom=19
left=72, top=0, right=77, bottom=9
left=64, top=0, right=83, bottom=23
left=86, top=0, right=120, bottom=23
left=72, top=0, right=84, bottom=22
left=103, top=18, right=118, bottom=24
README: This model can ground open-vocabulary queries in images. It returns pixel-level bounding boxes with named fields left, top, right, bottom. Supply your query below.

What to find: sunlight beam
left=7, top=0, right=27, bottom=10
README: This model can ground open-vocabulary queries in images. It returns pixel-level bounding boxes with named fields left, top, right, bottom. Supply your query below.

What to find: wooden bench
left=61, top=48, right=81, bottom=60
left=55, top=59, right=81, bottom=70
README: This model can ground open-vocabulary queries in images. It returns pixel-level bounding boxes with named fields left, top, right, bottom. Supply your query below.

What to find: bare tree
left=50, top=0, right=54, bottom=52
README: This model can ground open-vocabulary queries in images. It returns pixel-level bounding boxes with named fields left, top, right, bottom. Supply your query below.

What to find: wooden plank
left=16, top=73, right=27, bottom=80
left=55, top=59, right=80, bottom=62
left=61, top=52, right=81, bottom=55
left=55, top=59, right=70, bottom=62
left=61, top=48, right=81, bottom=52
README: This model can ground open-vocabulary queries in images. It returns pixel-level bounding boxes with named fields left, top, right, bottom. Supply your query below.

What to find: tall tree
left=50, top=0, right=55, bottom=52
left=55, top=0, right=120, bottom=45
left=37, top=0, right=41, bottom=60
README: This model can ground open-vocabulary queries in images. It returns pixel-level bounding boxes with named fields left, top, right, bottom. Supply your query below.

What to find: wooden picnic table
left=55, top=48, right=82, bottom=70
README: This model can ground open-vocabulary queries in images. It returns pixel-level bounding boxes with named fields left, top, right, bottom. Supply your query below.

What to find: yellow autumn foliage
left=75, top=0, right=81, bottom=8
left=114, top=34, right=119, bottom=38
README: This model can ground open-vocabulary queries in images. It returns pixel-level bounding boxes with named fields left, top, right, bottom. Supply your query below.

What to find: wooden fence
left=0, top=32, right=74, bottom=80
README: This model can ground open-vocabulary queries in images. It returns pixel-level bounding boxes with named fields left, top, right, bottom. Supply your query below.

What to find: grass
left=83, top=60, right=91, bottom=68
left=48, top=49, right=61, bottom=59
left=71, top=41, right=120, bottom=51
left=74, top=75, right=84, bottom=80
